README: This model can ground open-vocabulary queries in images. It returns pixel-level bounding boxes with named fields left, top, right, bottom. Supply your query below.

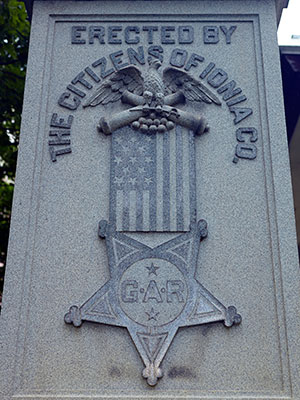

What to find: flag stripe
left=169, top=129, right=177, bottom=231
left=163, top=131, right=170, bottom=231
left=156, top=134, right=164, bottom=231
left=129, top=190, right=136, bottom=230
left=183, top=131, right=191, bottom=230
left=149, top=136, right=157, bottom=231
left=116, top=189, right=123, bottom=231
left=123, top=189, right=130, bottom=230
left=189, top=130, right=196, bottom=225
left=176, top=125, right=184, bottom=231
left=136, top=189, right=143, bottom=231
left=143, top=190, right=150, bottom=231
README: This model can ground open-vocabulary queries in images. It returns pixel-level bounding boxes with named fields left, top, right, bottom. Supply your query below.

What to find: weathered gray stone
left=1, top=0, right=300, bottom=399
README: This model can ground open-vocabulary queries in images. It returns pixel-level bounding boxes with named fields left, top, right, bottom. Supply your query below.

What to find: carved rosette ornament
left=65, top=57, right=241, bottom=386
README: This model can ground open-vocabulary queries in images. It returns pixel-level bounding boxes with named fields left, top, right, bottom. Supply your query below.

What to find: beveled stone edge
left=22, top=0, right=289, bottom=23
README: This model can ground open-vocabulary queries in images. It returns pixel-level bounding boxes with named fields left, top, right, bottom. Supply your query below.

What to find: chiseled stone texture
left=1, top=0, right=300, bottom=399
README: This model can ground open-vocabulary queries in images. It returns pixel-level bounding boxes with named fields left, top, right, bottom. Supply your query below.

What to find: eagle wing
left=83, top=66, right=144, bottom=107
left=163, top=67, right=221, bottom=106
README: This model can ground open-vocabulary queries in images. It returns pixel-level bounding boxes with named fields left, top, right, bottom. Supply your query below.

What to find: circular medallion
left=118, top=258, right=188, bottom=327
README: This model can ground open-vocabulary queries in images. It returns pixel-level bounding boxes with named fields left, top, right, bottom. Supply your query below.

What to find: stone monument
left=1, top=0, right=300, bottom=398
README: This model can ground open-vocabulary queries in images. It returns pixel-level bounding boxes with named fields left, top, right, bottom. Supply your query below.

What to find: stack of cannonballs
left=131, top=112, right=175, bottom=134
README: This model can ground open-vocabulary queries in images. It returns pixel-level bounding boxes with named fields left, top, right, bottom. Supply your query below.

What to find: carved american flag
left=110, top=126, right=196, bottom=232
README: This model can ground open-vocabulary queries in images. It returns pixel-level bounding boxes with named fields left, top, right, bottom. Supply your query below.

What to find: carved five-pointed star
left=144, top=177, right=153, bottom=185
left=129, top=177, right=137, bottom=185
left=146, top=263, right=159, bottom=276
left=145, top=307, right=160, bottom=321
left=114, top=176, right=124, bottom=185
left=122, top=146, right=130, bottom=153
left=114, top=156, right=122, bottom=165
left=64, top=220, right=241, bottom=387
left=115, top=136, right=123, bottom=144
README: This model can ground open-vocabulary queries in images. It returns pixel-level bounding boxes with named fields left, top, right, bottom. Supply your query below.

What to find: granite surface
left=1, top=0, right=300, bottom=399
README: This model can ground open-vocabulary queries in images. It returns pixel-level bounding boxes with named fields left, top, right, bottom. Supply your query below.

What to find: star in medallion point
left=145, top=307, right=160, bottom=321
left=146, top=263, right=159, bottom=276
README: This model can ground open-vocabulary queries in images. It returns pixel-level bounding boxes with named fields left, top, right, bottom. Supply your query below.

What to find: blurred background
left=278, top=0, right=300, bottom=258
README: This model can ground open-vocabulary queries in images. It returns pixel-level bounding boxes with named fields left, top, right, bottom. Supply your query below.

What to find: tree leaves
left=0, top=0, right=29, bottom=303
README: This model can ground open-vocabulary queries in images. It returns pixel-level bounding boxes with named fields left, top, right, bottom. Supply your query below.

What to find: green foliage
left=0, top=0, right=30, bottom=300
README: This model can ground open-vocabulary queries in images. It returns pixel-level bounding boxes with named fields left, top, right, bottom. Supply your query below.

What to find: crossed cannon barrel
left=97, top=90, right=209, bottom=136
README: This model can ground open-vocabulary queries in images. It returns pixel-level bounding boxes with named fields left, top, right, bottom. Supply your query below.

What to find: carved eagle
left=84, top=59, right=221, bottom=108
